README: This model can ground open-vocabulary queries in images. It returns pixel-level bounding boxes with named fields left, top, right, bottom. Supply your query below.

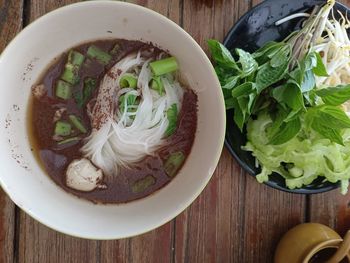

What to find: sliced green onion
left=131, top=175, right=156, bottom=193
left=119, top=94, right=138, bottom=114
left=150, top=76, right=165, bottom=95
left=69, top=115, right=87, bottom=133
left=74, top=77, right=97, bottom=108
left=120, top=74, right=137, bottom=89
left=55, top=80, right=72, bottom=100
left=61, top=63, right=80, bottom=85
left=87, top=45, right=112, bottom=65
left=54, top=121, right=72, bottom=136
left=57, top=136, right=80, bottom=145
left=164, top=103, right=178, bottom=137
left=164, top=152, right=185, bottom=178
left=150, top=57, right=178, bottom=76
left=67, top=50, right=85, bottom=67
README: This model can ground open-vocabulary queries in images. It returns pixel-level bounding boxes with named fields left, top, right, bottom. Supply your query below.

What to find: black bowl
left=223, top=0, right=350, bottom=194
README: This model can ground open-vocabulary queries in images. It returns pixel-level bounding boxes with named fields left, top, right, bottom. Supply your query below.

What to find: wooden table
left=1, top=0, right=350, bottom=262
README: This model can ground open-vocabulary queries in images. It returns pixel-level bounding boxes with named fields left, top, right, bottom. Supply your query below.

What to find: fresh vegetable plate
left=220, top=0, right=350, bottom=194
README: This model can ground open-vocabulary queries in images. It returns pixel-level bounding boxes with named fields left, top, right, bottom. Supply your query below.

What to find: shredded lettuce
left=244, top=111, right=350, bottom=194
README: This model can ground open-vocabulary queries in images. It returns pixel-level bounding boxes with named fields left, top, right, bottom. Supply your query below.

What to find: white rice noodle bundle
left=81, top=55, right=184, bottom=176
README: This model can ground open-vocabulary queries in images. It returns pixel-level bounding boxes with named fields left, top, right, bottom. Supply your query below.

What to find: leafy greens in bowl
left=209, top=0, right=350, bottom=194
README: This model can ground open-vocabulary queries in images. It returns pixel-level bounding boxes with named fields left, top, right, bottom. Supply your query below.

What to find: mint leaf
left=236, top=48, right=258, bottom=77
left=312, top=52, right=328, bottom=77
left=269, top=117, right=301, bottom=145
left=315, top=84, right=350, bottom=106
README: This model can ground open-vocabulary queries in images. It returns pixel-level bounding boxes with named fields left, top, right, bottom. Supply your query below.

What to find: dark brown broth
left=29, top=39, right=198, bottom=203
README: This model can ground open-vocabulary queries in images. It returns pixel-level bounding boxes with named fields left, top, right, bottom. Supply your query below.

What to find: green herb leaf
left=300, top=70, right=316, bottom=92
left=311, top=121, right=344, bottom=145
left=221, top=75, right=240, bottom=90
left=270, top=46, right=291, bottom=68
left=315, top=84, right=350, bottom=106
left=165, top=103, right=178, bottom=137
left=272, top=83, right=304, bottom=111
left=317, top=105, right=350, bottom=129
left=207, top=39, right=239, bottom=69
left=232, top=99, right=244, bottom=131
left=232, top=82, right=255, bottom=98
left=269, top=117, right=301, bottom=145
left=236, top=48, right=258, bottom=76
left=312, top=52, right=328, bottom=77
left=256, top=59, right=289, bottom=93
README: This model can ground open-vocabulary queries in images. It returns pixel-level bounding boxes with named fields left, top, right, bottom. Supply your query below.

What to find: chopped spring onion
left=87, top=45, right=112, bottom=65
left=164, top=103, right=178, bottom=137
left=61, top=63, right=80, bottom=85
left=119, top=94, right=138, bottom=114
left=150, top=57, right=178, bottom=76
left=164, top=152, right=185, bottom=177
left=67, top=50, right=85, bottom=67
left=74, top=77, right=97, bottom=108
left=57, top=136, right=80, bottom=145
left=120, top=73, right=137, bottom=88
left=150, top=76, right=165, bottom=95
left=55, top=80, right=72, bottom=100
left=131, top=175, right=156, bottom=193
left=54, top=121, right=72, bottom=136
left=69, top=115, right=87, bottom=133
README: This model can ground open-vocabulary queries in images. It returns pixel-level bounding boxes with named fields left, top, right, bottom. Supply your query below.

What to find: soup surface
left=29, top=39, right=198, bottom=203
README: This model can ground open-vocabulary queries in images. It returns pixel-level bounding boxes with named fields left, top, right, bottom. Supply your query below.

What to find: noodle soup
left=29, top=39, right=198, bottom=203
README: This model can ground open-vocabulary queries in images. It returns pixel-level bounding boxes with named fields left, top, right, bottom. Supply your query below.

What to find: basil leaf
left=232, top=82, right=255, bottom=98
left=317, top=105, right=350, bottom=129
left=165, top=103, right=178, bottom=137
left=269, top=117, right=301, bottom=145
left=256, top=59, right=289, bottom=93
left=312, top=52, right=328, bottom=77
left=315, top=84, right=350, bottom=106
left=236, top=48, right=258, bottom=76
left=208, top=39, right=239, bottom=69
left=272, top=83, right=304, bottom=111
left=222, top=75, right=240, bottom=89
left=311, top=121, right=344, bottom=145
left=300, top=70, right=316, bottom=92
left=270, top=46, right=291, bottom=68
left=232, top=99, right=244, bottom=131
left=225, top=97, right=235, bottom=110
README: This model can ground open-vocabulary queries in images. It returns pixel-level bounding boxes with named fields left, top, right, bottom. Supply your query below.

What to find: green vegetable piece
left=311, top=121, right=344, bottom=146
left=120, top=74, right=137, bottom=89
left=61, top=63, right=80, bottom=85
left=55, top=80, right=72, bottom=100
left=69, top=115, right=87, bottom=133
left=119, top=94, right=138, bottom=113
left=164, top=152, right=185, bottom=178
left=57, top=137, right=80, bottom=145
left=235, top=48, right=258, bottom=76
left=131, top=175, right=156, bottom=193
left=54, top=121, right=72, bottom=136
left=256, top=59, right=289, bottom=93
left=272, top=83, right=304, bottom=111
left=269, top=117, right=301, bottom=145
left=165, top=103, right=178, bottom=137
left=315, top=84, right=350, bottom=106
left=68, top=50, right=85, bottom=67
left=270, top=46, right=291, bottom=68
left=150, top=57, right=178, bottom=76
left=312, top=52, right=328, bottom=77
left=74, top=77, right=97, bottom=108
left=150, top=76, right=165, bottom=95
left=288, top=166, right=303, bottom=178
left=207, top=39, right=239, bottom=69
left=87, top=45, right=112, bottom=65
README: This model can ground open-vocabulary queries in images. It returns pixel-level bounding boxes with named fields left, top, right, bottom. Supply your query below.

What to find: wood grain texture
left=0, top=1, right=23, bottom=262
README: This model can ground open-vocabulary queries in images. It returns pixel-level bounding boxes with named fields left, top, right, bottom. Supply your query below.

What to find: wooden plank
left=175, top=0, right=306, bottom=262
left=0, top=1, right=24, bottom=262
left=17, top=1, right=100, bottom=263
left=99, top=1, right=179, bottom=262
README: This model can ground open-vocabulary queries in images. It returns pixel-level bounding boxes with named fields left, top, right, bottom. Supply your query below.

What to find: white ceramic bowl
left=0, top=1, right=225, bottom=239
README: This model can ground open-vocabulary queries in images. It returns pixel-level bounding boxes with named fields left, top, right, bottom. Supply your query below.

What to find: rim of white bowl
left=0, top=0, right=226, bottom=239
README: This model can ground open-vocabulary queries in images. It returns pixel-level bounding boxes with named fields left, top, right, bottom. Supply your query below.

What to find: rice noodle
left=81, top=55, right=184, bottom=176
